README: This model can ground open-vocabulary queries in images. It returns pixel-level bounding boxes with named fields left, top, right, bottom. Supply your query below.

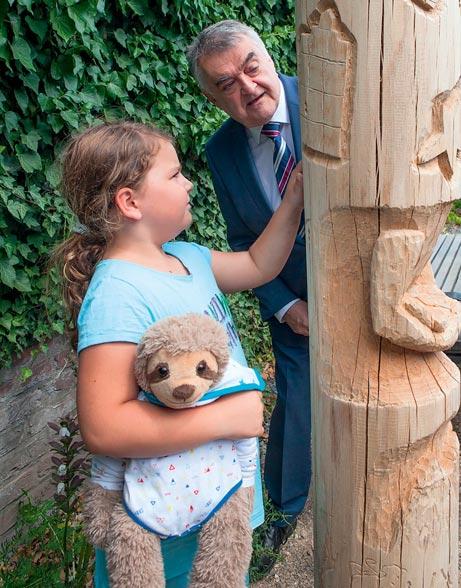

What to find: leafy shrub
left=0, top=0, right=296, bottom=367
left=447, top=199, right=461, bottom=226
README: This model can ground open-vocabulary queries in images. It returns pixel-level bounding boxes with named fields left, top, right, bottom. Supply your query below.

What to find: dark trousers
left=263, top=318, right=311, bottom=524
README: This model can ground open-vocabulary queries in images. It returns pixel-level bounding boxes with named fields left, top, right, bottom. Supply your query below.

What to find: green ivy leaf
left=11, top=37, right=35, bottom=71
left=50, top=9, right=76, bottom=42
left=106, top=83, right=125, bottom=99
left=21, top=130, right=41, bottom=151
left=4, top=111, right=19, bottom=133
left=0, top=259, right=16, bottom=288
left=37, top=93, right=54, bottom=112
left=176, top=94, right=193, bottom=112
left=16, top=151, right=42, bottom=172
left=23, top=72, right=40, bottom=94
left=14, top=88, right=29, bottom=112
left=114, top=29, right=127, bottom=47
left=45, top=163, right=61, bottom=188
left=124, top=101, right=135, bottom=115
left=127, top=0, right=148, bottom=16
left=68, top=2, right=97, bottom=34
left=126, top=74, right=137, bottom=91
left=25, top=17, right=48, bottom=43
left=60, top=110, right=80, bottom=128
left=155, top=63, right=171, bottom=83
left=14, top=270, right=32, bottom=292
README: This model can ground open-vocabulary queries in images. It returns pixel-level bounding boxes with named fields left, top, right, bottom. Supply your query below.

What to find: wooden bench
left=431, top=233, right=461, bottom=357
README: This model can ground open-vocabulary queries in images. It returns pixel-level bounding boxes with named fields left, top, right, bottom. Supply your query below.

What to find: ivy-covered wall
left=0, top=0, right=297, bottom=368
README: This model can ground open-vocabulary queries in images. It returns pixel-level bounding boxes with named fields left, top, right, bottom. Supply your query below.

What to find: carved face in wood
left=198, top=34, right=280, bottom=128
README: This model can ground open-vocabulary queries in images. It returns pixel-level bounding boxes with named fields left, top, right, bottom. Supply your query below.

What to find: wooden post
left=296, top=0, right=461, bottom=584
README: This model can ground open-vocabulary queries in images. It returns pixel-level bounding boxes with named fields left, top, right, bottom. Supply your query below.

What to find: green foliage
left=447, top=199, right=461, bottom=226
left=0, top=0, right=296, bottom=366
left=0, top=416, right=91, bottom=587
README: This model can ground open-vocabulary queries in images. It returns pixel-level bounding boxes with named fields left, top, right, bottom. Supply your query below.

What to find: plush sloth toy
left=83, top=313, right=264, bottom=588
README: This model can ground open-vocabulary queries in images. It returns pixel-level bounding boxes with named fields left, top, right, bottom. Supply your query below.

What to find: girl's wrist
left=281, top=197, right=304, bottom=216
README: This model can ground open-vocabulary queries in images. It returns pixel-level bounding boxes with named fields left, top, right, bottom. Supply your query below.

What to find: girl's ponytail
left=53, top=230, right=106, bottom=329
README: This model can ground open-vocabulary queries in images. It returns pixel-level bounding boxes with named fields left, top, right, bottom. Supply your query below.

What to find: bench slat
left=443, top=246, right=461, bottom=292
left=430, top=233, right=450, bottom=267
left=431, top=234, right=456, bottom=281
left=433, top=234, right=461, bottom=291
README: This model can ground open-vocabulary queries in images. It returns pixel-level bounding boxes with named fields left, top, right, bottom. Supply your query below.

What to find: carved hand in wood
left=371, top=229, right=461, bottom=351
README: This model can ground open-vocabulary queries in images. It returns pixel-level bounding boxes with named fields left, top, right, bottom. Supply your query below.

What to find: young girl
left=55, top=121, right=303, bottom=587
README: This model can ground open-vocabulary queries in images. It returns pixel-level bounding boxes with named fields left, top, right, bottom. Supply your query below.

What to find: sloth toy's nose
left=172, top=384, right=195, bottom=401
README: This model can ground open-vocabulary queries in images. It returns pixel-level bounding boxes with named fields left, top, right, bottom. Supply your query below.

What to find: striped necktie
left=261, top=122, right=295, bottom=198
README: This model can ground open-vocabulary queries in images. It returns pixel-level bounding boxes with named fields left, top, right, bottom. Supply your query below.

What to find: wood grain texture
left=296, top=0, right=461, bottom=584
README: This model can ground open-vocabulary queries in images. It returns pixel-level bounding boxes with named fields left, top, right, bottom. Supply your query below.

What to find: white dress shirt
left=246, top=80, right=300, bottom=322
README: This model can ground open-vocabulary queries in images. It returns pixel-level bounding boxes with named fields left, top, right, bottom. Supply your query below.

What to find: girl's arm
left=77, top=342, right=264, bottom=458
left=211, top=163, right=304, bottom=294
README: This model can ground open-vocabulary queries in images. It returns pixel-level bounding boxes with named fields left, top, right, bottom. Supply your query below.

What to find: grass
left=0, top=493, right=92, bottom=588
left=249, top=493, right=285, bottom=583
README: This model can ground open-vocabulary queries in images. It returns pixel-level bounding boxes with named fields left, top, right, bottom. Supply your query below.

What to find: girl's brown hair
left=53, top=121, right=172, bottom=335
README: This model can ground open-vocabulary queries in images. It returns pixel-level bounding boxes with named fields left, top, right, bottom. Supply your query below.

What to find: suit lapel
left=227, top=123, right=273, bottom=228
left=282, top=75, right=301, bottom=162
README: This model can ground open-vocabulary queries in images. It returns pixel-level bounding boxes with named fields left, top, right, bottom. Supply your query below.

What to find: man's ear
left=114, top=187, right=142, bottom=221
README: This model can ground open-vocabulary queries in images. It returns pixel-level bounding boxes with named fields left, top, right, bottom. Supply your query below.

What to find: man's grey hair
left=187, top=20, right=269, bottom=89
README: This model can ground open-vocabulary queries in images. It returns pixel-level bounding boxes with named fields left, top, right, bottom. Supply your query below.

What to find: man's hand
left=283, top=300, right=309, bottom=336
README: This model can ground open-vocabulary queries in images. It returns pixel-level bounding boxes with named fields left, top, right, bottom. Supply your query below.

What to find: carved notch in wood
left=417, top=78, right=461, bottom=182
left=371, top=229, right=461, bottom=351
left=411, top=0, right=441, bottom=11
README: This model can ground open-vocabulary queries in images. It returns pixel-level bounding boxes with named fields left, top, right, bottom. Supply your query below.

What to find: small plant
left=47, top=413, right=92, bottom=587
left=0, top=414, right=92, bottom=587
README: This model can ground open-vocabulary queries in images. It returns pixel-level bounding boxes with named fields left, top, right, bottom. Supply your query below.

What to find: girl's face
left=136, top=140, right=194, bottom=241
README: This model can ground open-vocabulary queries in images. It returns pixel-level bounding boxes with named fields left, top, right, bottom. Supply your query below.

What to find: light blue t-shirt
left=77, top=241, right=264, bottom=586
left=78, top=241, right=246, bottom=365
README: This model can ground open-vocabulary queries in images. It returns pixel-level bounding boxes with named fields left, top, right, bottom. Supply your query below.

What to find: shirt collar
left=247, top=80, right=290, bottom=145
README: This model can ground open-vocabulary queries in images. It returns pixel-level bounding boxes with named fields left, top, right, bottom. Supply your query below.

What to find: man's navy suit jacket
left=206, top=74, right=307, bottom=322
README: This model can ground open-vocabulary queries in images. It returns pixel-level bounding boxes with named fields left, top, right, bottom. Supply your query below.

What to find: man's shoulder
left=279, top=73, right=299, bottom=99
left=206, top=118, right=240, bottom=154
left=279, top=73, right=298, bottom=85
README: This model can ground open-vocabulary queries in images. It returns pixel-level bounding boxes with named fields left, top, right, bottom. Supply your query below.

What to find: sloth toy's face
left=145, top=349, right=219, bottom=408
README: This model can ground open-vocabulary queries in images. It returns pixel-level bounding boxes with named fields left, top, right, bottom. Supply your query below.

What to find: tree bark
left=296, top=0, right=461, bottom=584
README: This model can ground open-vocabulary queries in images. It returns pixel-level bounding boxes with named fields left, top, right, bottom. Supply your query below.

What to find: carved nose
left=172, top=384, right=195, bottom=401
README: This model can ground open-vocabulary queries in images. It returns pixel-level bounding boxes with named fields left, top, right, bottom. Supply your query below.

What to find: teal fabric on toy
left=93, top=457, right=263, bottom=586
left=95, top=548, right=250, bottom=587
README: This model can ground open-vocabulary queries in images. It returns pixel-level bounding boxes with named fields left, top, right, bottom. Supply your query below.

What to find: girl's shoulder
left=77, top=260, right=156, bottom=353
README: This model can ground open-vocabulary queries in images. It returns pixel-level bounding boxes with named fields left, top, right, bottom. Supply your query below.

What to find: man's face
left=199, top=35, right=280, bottom=128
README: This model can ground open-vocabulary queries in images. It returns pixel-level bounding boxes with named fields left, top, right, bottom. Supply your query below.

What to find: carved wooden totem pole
left=296, top=0, right=461, bottom=584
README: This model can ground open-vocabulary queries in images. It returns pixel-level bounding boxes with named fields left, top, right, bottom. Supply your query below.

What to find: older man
left=187, top=21, right=311, bottom=572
